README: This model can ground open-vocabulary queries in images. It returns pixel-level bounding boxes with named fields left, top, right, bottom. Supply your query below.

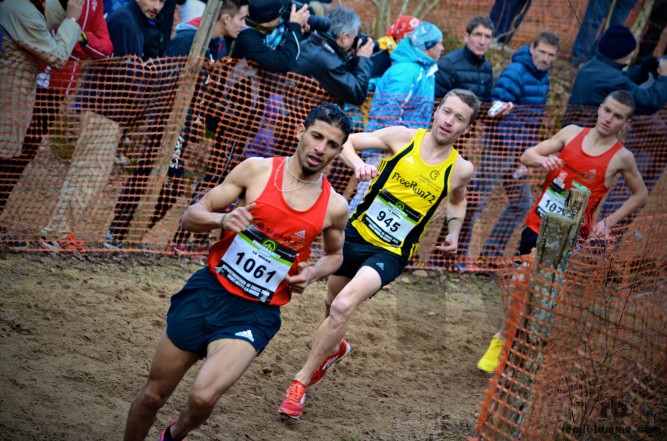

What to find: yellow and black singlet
left=350, top=129, right=459, bottom=260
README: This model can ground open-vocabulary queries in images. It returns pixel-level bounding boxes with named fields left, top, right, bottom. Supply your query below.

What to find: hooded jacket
left=367, top=37, right=438, bottom=130
left=44, top=0, right=113, bottom=95
left=492, top=45, right=550, bottom=105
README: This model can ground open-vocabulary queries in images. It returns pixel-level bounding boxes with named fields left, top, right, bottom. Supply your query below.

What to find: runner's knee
left=329, top=296, right=356, bottom=324
left=188, top=387, right=220, bottom=412
left=139, top=382, right=171, bottom=410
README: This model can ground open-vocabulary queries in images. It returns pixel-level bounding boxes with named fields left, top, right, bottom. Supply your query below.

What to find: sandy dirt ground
left=0, top=251, right=503, bottom=441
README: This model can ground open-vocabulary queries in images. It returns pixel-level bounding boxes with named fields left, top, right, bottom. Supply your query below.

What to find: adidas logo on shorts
left=235, top=330, right=255, bottom=342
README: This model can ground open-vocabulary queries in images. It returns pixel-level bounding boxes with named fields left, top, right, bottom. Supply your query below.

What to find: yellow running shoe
left=477, top=336, right=503, bottom=374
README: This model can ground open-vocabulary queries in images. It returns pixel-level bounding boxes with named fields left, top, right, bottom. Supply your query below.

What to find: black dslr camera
left=354, top=33, right=380, bottom=52
left=283, top=0, right=331, bottom=33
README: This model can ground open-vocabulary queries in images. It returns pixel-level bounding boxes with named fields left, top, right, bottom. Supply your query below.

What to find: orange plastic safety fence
left=1, top=52, right=666, bottom=265
left=473, top=215, right=667, bottom=440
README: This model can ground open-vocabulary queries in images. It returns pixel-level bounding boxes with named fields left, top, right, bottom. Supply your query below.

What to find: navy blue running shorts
left=166, top=268, right=281, bottom=358
left=334, top=225, right=408, bottom=289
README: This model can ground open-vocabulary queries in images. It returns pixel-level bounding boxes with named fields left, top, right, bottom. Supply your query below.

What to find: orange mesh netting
left=0, top=53, right=666, bottom=265
left=473, top=215, right=666, bottom=440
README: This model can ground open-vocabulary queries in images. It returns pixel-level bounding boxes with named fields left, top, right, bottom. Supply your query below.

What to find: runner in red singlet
left=123, top=104, right=351, bottom=441
left=477, top=90, right=647, bottom=375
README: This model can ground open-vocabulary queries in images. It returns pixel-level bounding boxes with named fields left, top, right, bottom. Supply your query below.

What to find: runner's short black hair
left=304, top=103, right=352, bottom=143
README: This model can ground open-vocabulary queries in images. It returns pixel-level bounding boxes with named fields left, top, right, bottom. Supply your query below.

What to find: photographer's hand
left=356, top=38, right=374, bottom=58
left=289, top=3, right=310, bottom=28
left=658, top=57, right=667, bottom=77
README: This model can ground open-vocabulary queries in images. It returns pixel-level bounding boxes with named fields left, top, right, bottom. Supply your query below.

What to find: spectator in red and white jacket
left=44, top=0, right=113, bottom=95
left=21, top=0, right=113, bottom=164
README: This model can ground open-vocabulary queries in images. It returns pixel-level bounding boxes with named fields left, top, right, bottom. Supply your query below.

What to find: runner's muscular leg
left=295, top=266, right=382, bottom=385
left=324, top=274, right=351, bottom=318
left=124, top=332, right=200, bottom=441
left=169, top=338, right=257, bottom=439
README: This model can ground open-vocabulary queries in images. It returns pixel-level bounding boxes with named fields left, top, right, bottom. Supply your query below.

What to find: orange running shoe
left=309, top=339, right=351, bottom=386
left=278, top=380, right=308, bottom=419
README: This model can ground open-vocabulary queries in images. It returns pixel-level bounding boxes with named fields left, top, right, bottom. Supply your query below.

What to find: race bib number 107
left=217, top=225, right=297, bottom=303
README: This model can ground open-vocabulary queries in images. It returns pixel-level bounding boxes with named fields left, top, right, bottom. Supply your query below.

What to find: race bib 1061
left=217, top=225, right=297, bottom=303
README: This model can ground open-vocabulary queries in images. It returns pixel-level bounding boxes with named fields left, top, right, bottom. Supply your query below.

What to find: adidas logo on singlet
left=294, top=230, right=306, bottom=239
left=235, top=330, right=255, bottom=342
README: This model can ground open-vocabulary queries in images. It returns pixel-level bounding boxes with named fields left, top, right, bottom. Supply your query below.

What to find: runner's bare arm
left=338, top=126, right=417, bottom=181
left=521, top=125, right=581, bottom=170
left=285, top=193, right=348, bottom=293
left=436, top=158, right=474, bottom=253
left=180, top=158, right=267, bottom=233
left=591, top=149, right=648, bottom=238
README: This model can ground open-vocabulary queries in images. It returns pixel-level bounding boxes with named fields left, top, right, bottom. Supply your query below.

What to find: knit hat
left=598, top=25, right=637, bottom=60
left=248, top=0, right=285, bottom=24
left=409, top=22, right=443, bottom=51
left=386, top=15, right=421, bottom=41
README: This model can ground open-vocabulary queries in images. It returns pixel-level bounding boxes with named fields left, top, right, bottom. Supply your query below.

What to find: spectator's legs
left=571, top=0, right=638, bottom=66
left=490, top=0, right=533, bottom=44
left=481, top=171, right=532, bottom=258
left=433, top=147, right=502, bottom=266
left=172, top=104, right=261, bottom=247
left=635, top=0, right=667, bottom=62
left=598, top=117, right=667, bottom=231
left=43, top=111, right=121, bottom=239
left=0, top=88, right=60, bottom=214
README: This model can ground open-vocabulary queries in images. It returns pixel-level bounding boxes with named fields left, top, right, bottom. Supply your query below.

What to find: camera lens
left=308, top=15, right=331, bottom=33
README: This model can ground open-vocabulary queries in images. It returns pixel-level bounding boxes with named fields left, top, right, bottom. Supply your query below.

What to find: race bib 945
left=363, top=189, right=422, bottom=246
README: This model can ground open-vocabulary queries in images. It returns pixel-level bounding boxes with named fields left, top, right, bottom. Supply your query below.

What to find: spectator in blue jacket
left=489, top=0, right=532, bottom=45
left=434, top=15, right=495, bottom=101
left=457, top=32, right=559, bottom=270
left=367, top=22, right=443, bottom=130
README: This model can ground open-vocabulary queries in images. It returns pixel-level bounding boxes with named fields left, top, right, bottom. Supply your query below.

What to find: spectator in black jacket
left=291, top=6, right=373, bottom=195
left=228, top=0, right=309, bottom=72
left=434, top=15, right=495, bottom=102
left=106, top=0, right=165, bottom=59
left=293, top=6, right=374, bottom=106
left=144, top=0, right=186, bottom=59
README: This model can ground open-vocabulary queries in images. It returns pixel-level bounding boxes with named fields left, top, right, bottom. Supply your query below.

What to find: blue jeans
left=458, top=150, right=533, bottom=258
left=490, top=0, right=532, bottom=44
left=571, top=0, right=637, bottom=65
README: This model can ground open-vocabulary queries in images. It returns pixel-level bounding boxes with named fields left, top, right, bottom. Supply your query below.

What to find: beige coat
left=0, top=0, right=80, bottom=158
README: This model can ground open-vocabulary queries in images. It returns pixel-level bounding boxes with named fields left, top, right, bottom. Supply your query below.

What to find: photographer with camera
left=229, top=0, right=309, bottom=72
left=293, top=6, right=374, bottom=106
